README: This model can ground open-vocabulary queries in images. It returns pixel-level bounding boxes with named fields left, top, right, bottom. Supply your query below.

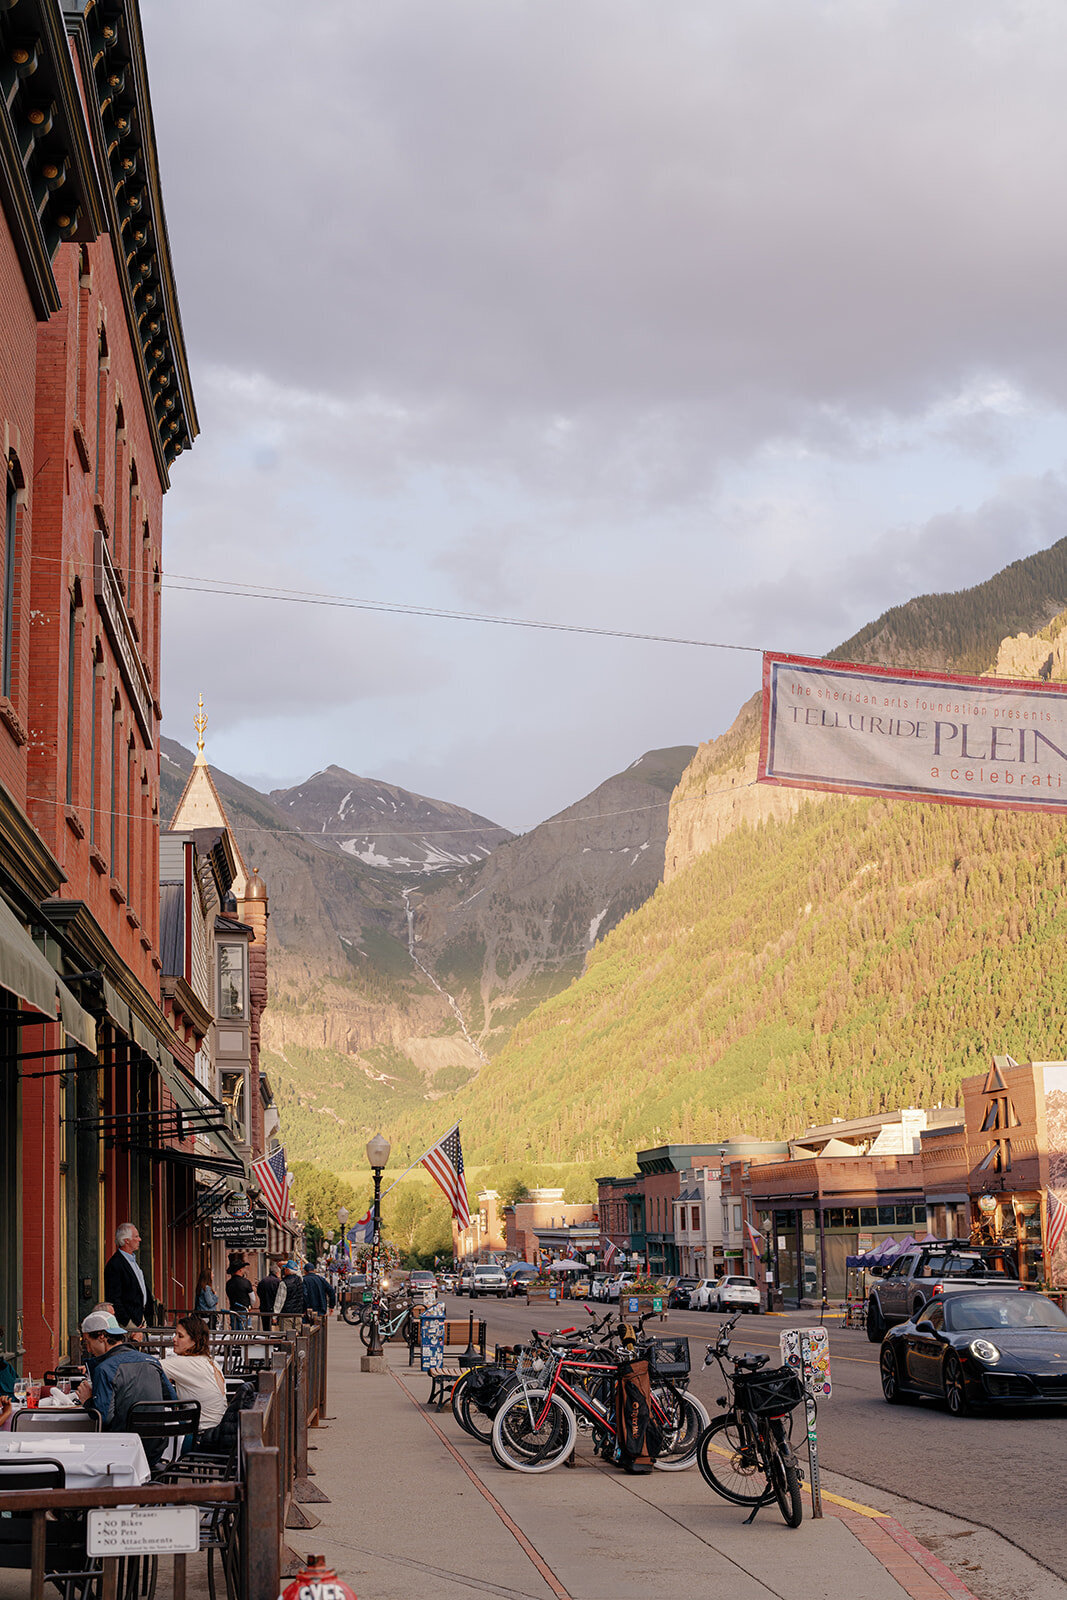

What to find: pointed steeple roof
left=169, top=697, right=249, bottom=895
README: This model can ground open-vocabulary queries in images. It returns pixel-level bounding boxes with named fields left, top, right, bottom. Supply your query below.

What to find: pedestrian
left=301, top=1261, right=336, bottom=1321
left=225, top=1255, right=257, bottom=1330
left=159, top=1314, right=227, bottom=1443
left=76, top=1310, right=177, bottom=1467
left=257, top=1257, right=282, bottom=1331
left=276, top=1260, right=305, bottom=1325
left=103, top=1222, right=155, bottom=1329
left=195, top=1266, right=218, bottom=1324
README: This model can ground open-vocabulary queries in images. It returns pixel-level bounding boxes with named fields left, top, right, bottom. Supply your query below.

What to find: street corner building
left=0, top=0, right=284, bottom=1377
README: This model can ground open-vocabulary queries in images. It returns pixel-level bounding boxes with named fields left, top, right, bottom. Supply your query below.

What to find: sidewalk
left=295, top=1336, right=1004, bottom=1600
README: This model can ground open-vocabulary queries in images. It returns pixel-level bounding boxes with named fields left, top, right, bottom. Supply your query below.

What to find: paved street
left=411, top=1294, right=1067, bottom=1597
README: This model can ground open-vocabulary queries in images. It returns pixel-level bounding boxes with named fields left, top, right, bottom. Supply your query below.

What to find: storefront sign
left=210, top=1216, right=267, bottom=1247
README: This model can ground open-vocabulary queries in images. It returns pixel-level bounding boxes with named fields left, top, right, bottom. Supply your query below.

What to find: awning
left=0, top=895, right=96, bottom=1050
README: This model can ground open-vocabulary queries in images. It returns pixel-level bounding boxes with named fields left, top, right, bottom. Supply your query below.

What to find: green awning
left=0, top=895, right=96, bottom=1051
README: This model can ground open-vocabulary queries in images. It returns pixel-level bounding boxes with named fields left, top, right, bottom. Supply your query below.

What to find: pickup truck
left=866, top=1245, right=1020, bottom=1342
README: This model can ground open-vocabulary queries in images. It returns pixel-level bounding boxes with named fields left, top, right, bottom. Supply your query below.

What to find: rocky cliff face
left=414, top=746, right=696, bottom=1048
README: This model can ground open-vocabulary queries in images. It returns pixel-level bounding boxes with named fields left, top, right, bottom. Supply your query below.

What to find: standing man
left=301, top=1261, right=336, bottom=1322
left=257, top=1257, right=282, bottom=1331
left=103, top=1223, right=155, bottom=1330
left=225, top=1256, right=256, bottom=1330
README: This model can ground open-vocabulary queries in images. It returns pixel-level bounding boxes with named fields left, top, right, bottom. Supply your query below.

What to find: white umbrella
left=548, top=1259, right=584, bottom=1272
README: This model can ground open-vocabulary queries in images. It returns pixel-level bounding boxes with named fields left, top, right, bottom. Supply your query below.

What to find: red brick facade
left=1, top=0, right=202, bottom=1374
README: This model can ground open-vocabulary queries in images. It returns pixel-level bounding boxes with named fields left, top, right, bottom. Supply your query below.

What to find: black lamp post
left=365, top=1133, right=391, bottom=1357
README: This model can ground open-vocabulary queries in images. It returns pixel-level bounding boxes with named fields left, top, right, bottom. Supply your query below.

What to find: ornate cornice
left=65, top=0, right=197, bottom=482
left=0, top=0, right=106, bottom=315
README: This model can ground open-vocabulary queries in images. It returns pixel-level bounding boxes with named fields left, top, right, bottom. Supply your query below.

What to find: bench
left=420, top=1320, right=488, bottom=1410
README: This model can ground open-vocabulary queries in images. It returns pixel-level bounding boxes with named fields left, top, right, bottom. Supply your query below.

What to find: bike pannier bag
left=734, top=1364, right=805, bottom=1415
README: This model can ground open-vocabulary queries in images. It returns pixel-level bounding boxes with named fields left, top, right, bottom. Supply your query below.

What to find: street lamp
left=365, top=1134, right=391, bottom=1357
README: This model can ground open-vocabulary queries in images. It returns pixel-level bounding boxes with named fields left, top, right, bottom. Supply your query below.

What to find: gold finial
left=194, top=695, right=207, bottom=755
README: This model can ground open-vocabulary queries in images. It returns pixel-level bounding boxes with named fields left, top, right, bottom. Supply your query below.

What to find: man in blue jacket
left=76, top=1310, right=177, bottom=1465
left=301, top=1262, right=336, bottom=1319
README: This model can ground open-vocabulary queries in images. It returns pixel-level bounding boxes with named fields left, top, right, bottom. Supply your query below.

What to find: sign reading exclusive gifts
left=760, top=653, right=1067, bottom=815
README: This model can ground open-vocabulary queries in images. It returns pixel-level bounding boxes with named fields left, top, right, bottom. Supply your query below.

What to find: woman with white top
left=159, top=1314, right=227, bottom=1437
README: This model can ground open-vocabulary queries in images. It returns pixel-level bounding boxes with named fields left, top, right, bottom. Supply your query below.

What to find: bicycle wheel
left=767, top=1431, right=803, bottom=1528
left=490, top=1389, right=576, bottom=1474
left=652, top=1390, right=710, bottom=1471
left=340, top=1297, right=363, bottom=1326
left=459, top=1374, right=517, bottom=1443
left=450, top=1368, right=476, bottom=1432
left=695, top=1414, right=774, bottom=1505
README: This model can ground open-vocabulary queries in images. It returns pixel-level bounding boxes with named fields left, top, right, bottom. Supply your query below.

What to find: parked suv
left=694, top=1274, right=761, bottom=1313
left=464, top=1263, right=508, bottom=1297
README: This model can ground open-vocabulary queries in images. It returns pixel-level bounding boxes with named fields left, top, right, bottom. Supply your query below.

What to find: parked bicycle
left=489, top=1312, right=709, bottom=1475
left=695, top=1314, right=806, bottom=1527
left=357, top=1292, right=416, bottom=1349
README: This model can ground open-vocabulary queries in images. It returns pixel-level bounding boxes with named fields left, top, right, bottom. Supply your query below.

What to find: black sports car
left=879, top=1288, right=1067, bottom=1414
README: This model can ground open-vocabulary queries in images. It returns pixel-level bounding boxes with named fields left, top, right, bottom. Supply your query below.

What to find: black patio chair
left=0, top=1457, right=99, bottom=1599
left=11, top=1406, right=100, bottom=1432
left=124, top=1399, right=201, bottom=1476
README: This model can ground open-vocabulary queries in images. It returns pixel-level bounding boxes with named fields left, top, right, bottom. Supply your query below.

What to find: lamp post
left=337, top=1206, right=349, bottom=1255
left=365, top=1134, right=391, bottom=1358
left=326, top=1228, right=335, bottom=1262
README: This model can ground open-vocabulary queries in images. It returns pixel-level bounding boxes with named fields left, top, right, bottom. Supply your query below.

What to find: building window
left=220, top=1067, right=248, bottom=1141
left=218, top=943, right=247, bottom=1019
left=65, top=591, right=80, bottom=805
left=733, top=1204, right=742, bottom=1231
left=109, top=699, right=120, bottom=867
left=89, top=653, right=101, bottom=846
left=691, top=1206, right=700, bottom=1231
left=94, top=330, right=108, bottom=497
left=2, top=469, right=17, bottom=701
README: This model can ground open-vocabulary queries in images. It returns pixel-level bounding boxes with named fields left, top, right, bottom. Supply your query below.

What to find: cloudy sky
left=141, top=0, right=1067, bottom=832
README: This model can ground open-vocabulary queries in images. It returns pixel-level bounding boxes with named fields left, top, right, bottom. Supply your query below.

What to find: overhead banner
left=760, top=652, right=1067, bottom=814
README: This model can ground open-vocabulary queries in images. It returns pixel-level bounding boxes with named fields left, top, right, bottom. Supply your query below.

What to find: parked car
left=507, top=1264, right=540, bottom=1296
left=436, top=1272, right=457, bottom=1292
left=879, top=1288, right=1067, bottom=1414
left=668, top=1277, right=700, bottom=1309
left=408, top=1270, right=437, bottom=1302
left=605, top=1272, right=637, bottom=1302
left=588, top=1274, right=611, bottom=1301
left=465, top=1263, right=508, bottom=1298
left=694, top=1274, right=761, bottom=1313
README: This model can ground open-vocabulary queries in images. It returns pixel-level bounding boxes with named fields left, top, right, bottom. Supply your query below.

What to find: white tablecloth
left=0, top=1431, right=151, bottom=1488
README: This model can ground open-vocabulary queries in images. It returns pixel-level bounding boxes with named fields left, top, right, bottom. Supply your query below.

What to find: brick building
left=0, top=0, right=246, bottom=1375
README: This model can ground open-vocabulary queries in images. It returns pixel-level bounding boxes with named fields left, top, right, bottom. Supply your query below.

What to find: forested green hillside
left=381, top=792, right=1067, bottom=1163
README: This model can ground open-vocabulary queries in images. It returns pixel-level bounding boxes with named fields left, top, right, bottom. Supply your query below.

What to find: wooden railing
left=20, top=1318, right=331, bottom=1598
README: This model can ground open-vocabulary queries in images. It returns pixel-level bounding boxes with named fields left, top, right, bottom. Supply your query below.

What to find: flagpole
left=379, top=1122, right=461, bottom=1200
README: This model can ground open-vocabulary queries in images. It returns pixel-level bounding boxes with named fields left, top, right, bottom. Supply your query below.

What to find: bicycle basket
left=734, top=1365, right=804, bottom=1415
left=648, top=1336, right=690, bottom=1380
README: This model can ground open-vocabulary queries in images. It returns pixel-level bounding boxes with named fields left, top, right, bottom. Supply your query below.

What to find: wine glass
left=12, top=1377, right=27, bottom=1406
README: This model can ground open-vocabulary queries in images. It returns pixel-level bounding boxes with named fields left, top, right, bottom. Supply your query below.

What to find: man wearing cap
left=77, top=1311, right=177, bottom=1465
left=257, top=1258, right=282, bottom=1331
left=103, top=1222, right=156, bottom=1330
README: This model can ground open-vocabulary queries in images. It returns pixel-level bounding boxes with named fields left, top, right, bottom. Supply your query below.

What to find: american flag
left=1047, top=1189, right=1067, bottom=1258
left=421, top=1124, right=470, bottom=1229
left=601, top=1237, right=619, bottom=1263
left=251, top=1146, right=292, bottom=1227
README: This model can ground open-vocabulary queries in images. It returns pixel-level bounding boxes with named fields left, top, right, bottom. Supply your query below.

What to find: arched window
left=94, top=326, right=109, bottom=497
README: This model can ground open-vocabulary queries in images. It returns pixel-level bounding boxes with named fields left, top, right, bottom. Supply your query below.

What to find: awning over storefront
left=0, top=895, right=96, bottom=1050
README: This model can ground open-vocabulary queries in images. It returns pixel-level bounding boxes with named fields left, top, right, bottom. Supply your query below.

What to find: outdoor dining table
left=0, top=1430, right=151, bottom=1488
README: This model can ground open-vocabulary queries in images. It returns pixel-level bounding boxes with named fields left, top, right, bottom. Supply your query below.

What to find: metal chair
left=0, top=1458, right=99, bottom=1599
left=11, top=1406, right=101, bottom=1432
left=124, top=1399, right=201, bottom=1476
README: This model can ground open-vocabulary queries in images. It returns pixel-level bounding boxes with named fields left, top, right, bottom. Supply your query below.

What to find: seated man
left=76, top=1310, right=178, bottom=1466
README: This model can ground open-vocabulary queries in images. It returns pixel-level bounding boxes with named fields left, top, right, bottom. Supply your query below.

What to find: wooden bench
left=421, top=1319, right=488, bottom=1410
